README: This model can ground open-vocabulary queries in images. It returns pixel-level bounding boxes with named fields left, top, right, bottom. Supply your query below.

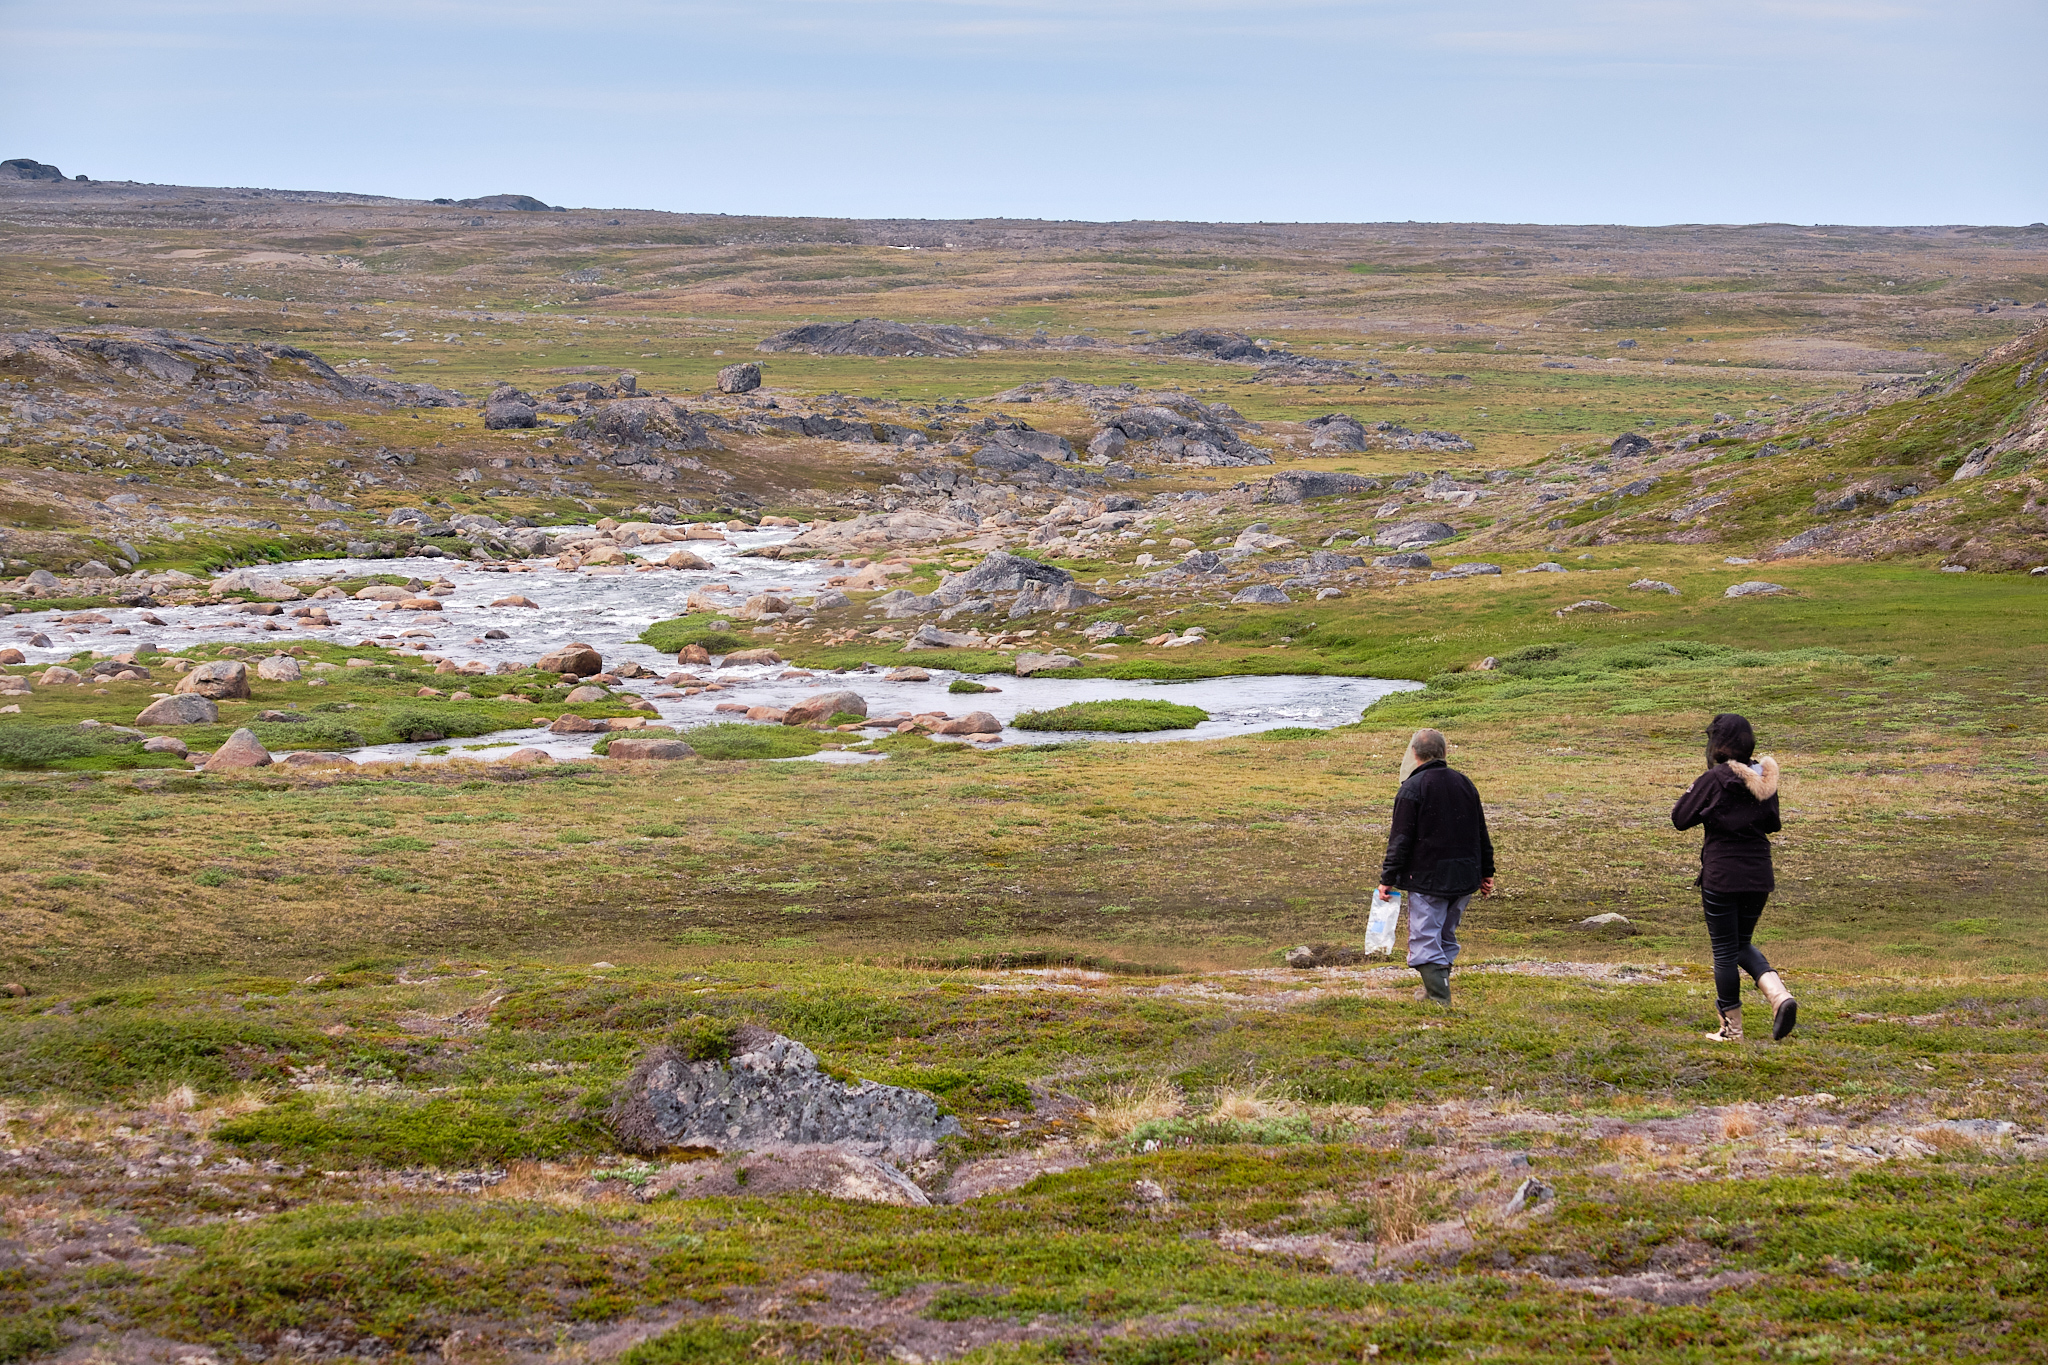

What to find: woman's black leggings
left=1701, top=889, right=1772, bottom=1011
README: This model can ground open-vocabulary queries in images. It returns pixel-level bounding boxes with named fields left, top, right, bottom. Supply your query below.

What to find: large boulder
left=203, top=728, right=272, bottom=771
left=1263, top=470, right=1382, bottom=503
left=1725, top=581, right=1788, bottom=598
left=784, top=690, right=868, bottom=726
left=756, top=318, right=1007, bottom=358
left=175, top=660, right=251, bottom=700
left=536, top=644, right=603, bottom=676
left=1013, top=651, right=1082, bottom=676
left=607, top=1024, right=962, bottom=1159
left=549, top=713, right=607, bottom=734
left=1374, top=520, right=1456, bottom=547
left=354, top=584, right=411, bottom=601
left=1303, top=413, right=1368, bottom=452
left=932, top=711, right=1001, bottom=735
left=937, top=551, right=1071, bottom=602
left=717, top=362, right=762, bottom=394
left=721, top=648, right=782, bottom=666
left=484, top=388, right=539, bottom=430
left=563, top=398, right=719, bottom=451
left=1006, top=579, right=1107, bottom=619
left=255, top=655, right=301, bottom=682
left=135, top=694, right=218, bottom=726
left=606, top=737, right=696, bottom=761
left=215, top=570, right=302, bottom=601
left=1231, top=584, right=1291, bottom=605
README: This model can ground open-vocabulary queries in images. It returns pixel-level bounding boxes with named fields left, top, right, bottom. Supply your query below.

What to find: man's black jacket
left=1379, top=759, right=1495, bottom=896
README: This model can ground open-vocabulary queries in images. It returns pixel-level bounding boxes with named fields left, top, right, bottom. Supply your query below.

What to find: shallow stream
left=14, top=526, right=1421, bottom=764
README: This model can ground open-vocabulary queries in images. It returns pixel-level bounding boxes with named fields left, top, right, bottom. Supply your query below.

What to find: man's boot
left=1757, top=972, right=1797, bottom=1041
left=1705, top=1004, right=1742, bottom=1042
left=1417, top=964, right=1451, bottom=1006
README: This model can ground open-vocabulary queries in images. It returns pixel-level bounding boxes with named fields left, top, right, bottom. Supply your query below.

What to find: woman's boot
left=1416, top=964, right=1451, bottom=1005
left=1704, top=1005, right=1741, bottom=1042
left=1757, top=972, right=1797, bottom=1041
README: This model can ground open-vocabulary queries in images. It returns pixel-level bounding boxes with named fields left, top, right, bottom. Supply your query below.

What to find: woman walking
left=1671, top=713, right=1797, bottom=1041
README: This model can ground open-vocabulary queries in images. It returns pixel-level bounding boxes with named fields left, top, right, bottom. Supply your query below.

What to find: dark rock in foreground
left=609, top=1024, right=963, bottom=1159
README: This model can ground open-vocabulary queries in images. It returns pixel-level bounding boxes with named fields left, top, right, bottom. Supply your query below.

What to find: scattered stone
left=1374, top=553, right=1432, bottom=569
left=0, top=649, right=20, bottom=666
left=498, top=747, right=554, bottom=765
left=678, top=644, right=712, bottom=665
left=255, top=655, right=301, bottom=682
left=564, top=685, right=609, bottom=703
left=663, top=549, right=713, bottom=570
left=135, top=694, right=218, bottom=726
left=355, top=584, right=411, bottom=601
left=141, top=735, right=189, bottom=756
left=884, top=667, right=931, bottom=683
left=1725, top=581, right=1788, bottom=598
left=202, top=728, right=272, bottom=771
left=1520, top=562, right=1566, bottom=574
left=491, top=595, right=540, bottom=608
left=1555, top=600, right=1618, bottom=616
left=1578, top=913, right=1632, bottom=928
left=608, top=1024, right=962, bottom=1159
left=1503, top=1177, right=1556, bottom=1215
left=549, top=713, right=607, bottom=734
left=175, top=660, right=251, bottom=700
left=38, top=666, right=80, bottom=685
left=1428, top=564, right=1502, bottom=580
left=1629, top=579, right=1681, bottom=595
left=1262, top=470, right=1382, bottom=503
left=721, top=648, right=782, bottom=666
left=1231, top=584, right=1291, bottom=605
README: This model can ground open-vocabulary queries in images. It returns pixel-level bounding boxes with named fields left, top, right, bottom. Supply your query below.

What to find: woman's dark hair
left=1706, top=713, right=1756, bottom=767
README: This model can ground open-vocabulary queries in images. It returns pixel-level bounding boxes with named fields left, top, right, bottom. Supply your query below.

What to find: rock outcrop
left=608, top=1025, right=962, bottom=1160
left=757, top=318, right=1009, bottom=358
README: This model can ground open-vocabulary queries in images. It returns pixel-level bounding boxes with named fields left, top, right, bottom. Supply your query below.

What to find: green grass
left=1011, top=700, right=1210, bottom=732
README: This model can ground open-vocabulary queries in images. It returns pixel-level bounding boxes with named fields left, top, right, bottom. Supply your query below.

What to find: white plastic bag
left=1365, top=888, right=1402, bottom=956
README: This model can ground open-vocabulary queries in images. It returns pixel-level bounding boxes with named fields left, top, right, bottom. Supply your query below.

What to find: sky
left=3, top=0, right=2043, bottom=225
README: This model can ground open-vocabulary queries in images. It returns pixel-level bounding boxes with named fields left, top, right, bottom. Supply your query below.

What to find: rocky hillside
left=1473, top=323, right=2048, bottom=570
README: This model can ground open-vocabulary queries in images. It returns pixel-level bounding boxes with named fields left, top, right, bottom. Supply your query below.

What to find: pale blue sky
left=4, top=1, right=2042, bottom=224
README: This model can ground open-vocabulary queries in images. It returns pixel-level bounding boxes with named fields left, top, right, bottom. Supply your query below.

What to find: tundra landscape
left=0, top=165, right=2046, bottom=1364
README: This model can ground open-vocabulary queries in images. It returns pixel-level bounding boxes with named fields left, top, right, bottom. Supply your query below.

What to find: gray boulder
left=1007, top=578, right=1106, bottom=618
left=135, top=693, right=219, bottom=727
left=203, top=728, right=272, bottom=772
left=939, top=551, right=1073, bottom=601
left=1013, top=651, right=1082, bottom=676
left=484, top=388, right=539, bottom=430
left=175, top=660, right=251, bottom=700
left=756, top=318, right=1008, bottom=358
left=717, top=362, right=762, bottom=394
left=901, top=624, right=985, bottom=652
left=605, top=738, right=697, bottom=761
left=980, top=428, right=1076, bottom=463
left=1725, top=581, right=1788, bottom=598
left=1303, top=413, right=1368, bottom=452
left=1231, top=584, right=1292, bottom=604
left=608, top=1025, right=961, bottom=1160
left=1629, top=579, right=1680, bottom=595
left=1374, top=520, right=1456, bottom=547
left=1262, top=470, right=1382, bottom=503
left=1610, top=432, right=1654, bottom=458
left=1428, top=563, right=1501, bottom=580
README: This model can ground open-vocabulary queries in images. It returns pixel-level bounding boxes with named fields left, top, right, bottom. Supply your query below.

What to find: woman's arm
left=1671, top=772, right=1717, bottom=831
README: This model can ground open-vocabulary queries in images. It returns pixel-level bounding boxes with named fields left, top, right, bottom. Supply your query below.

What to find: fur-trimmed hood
left=1727, top=754, right=1779, bottom=801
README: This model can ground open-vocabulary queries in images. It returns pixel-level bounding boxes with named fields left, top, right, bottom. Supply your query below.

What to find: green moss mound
left=1011, top=699, right=1209, bottom=732
left=1256, top=727, right=1323, bottom=741
left=947, top=679, right=992, bottom=694
left=679, top=722, right=826, bottom=760
left=639, top=617, right=748, bottom=656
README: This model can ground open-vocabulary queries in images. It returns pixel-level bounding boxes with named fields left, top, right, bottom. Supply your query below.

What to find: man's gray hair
left=1409, top=729, right=1447, bottom=763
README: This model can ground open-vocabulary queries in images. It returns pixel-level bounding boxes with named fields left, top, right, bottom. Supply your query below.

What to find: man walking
left=1378, top=729, right=1495, bottom=1005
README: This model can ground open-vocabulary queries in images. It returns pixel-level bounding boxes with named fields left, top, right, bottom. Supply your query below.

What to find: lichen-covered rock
left=135, top=694, right=217, bottom=726
left=783, top=690, right=867, bottom=726
left=175, top=660, right=251, bottom=699
left=203, top=728, right=272, bottom=771
left=255, top=655, right=301, bottom=681
left=717, top=362, right=762, bottom=394
left=609, top=1024, right=962, bottom=1160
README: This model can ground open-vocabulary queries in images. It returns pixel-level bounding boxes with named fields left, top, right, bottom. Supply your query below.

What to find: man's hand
left=1376, top=885, right=1393, bottom=900
left=1480, top=877, right=1496, bottom=897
